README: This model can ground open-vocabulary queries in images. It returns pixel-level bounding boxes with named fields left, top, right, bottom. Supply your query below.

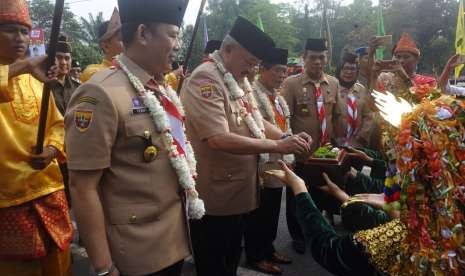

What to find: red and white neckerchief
left=146, top=79, right=187, bottom=155
left=345, top=88, right=358, bottom=145
left=314, top=82, right=328, bottom=145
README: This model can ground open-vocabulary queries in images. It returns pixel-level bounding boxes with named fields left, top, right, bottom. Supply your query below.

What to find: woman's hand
left=265, top=160, right=307, bottom=195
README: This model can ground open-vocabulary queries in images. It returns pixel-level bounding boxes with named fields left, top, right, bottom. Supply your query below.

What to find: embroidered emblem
left=200, top=84, right=217, bottom=98
left=74, top=110, right=93, bottom=132
left=77, top=96, right=99, bottom=105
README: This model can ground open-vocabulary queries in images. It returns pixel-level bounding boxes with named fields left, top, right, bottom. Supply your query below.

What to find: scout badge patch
left=200, top=83, right=217, bottom=99
left=74, top=110, right=93, bottom=132
left=132, top=96, right=149, bottom=114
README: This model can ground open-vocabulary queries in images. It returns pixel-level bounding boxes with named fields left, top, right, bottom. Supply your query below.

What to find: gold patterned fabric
left=354, top=218, right=407, bottom=275
left=0, top=242, right=71, bottom=276
left=0, top=190, right=72, bottom=260
left=0, top=65, right=66, bottom=208
left=80, top=59, right=113, bottom=83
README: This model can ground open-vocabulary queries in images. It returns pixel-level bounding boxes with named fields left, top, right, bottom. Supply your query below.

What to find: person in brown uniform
left=181, top=17, right=312, bottom=276
left=280, top=38, right=340, bottom=254
left=245, top=47, right=293, bottom=275
left=80, top=8, right=123, bottom=83
left=65, top=1, right=195, bottom=276
left=50, top=35, right=80, bottom=116
left=333, top=52, right=374, bottom=148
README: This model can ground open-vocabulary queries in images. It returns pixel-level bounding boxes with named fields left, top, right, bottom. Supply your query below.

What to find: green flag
left=256, top=13, right=264, bottom=32
left=376, top=3, right=386, bottom=60
left=455, top=0, right=465, bottom=79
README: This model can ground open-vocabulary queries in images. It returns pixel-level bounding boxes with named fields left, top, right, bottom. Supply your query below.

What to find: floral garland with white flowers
left=115, top=56, right=204, bottom=220
left=211, top=54, right=269, bottom=161
left=253, top=81, right=295, bottom=164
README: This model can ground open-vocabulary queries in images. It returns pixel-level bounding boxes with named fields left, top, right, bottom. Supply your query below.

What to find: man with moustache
left=245, top=47, right=294, bottom=275
left=281, top=38, right=340, bottom=254
left=181, top=17, right=312, bottom=276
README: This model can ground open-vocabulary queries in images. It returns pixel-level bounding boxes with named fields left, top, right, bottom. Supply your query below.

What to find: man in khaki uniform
left=80, top=8, right=123, bottom=83
left=245, top=47, right=293, bottom=275
left=65, top=1, right=190, bottom=275
left=333, top=52, right=374, bottom=148
left=181, top=17, right=311, bottom=276
left=280, top=38, right=340, bottom=254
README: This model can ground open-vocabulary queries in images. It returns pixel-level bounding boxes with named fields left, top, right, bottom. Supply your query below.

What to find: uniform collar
left=119, top=54, right=152, bottom=86
left=301, top=72, right=329, bottom=86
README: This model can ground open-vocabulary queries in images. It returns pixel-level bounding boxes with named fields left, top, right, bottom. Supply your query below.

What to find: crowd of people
left=1, top=0, right=465, bottom=276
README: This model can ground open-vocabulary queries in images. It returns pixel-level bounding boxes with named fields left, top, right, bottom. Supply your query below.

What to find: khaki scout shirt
left=64, top=55, right=189, bottom=275
left=281, top=72, right=340, bottom=162
left=333, top=82, right=374, bottom=148
left=180, top=52, right=259, bottom=216
left=252, top=80, right=288, bottom=188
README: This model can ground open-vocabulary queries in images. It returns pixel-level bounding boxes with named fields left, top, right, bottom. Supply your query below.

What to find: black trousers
left=58, top=162, right=71, bottom=206
left=244, top=187, right=283, bottom=262
left=190, top=214, right=246, bottom=276
left=121, top=260, right=184, bottom=276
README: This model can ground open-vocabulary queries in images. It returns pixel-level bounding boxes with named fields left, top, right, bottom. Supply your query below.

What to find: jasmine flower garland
left=211, top=54, right=269, bottom=161
left=115, top=55, right=205, bottom=220
left=253, top=81, right=295, bottom=164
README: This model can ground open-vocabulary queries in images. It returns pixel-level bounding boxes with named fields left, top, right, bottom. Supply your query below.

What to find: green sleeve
left=295, top=193, right=379, bottom=276
left=346, top=172, right=385, bottom=195
left=341, top=202, right=391, bottom=232
left=359, top=148, right=386, bottom=179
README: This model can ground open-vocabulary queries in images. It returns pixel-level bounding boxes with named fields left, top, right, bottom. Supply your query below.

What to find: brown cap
left=0, top=0, right=32, bottom=29
left=99, top=7, right=122, bottom=42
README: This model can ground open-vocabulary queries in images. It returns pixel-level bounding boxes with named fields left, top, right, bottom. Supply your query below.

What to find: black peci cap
left=304, top=38, right=327, bottom=51
left=204, top=40, right=222, bottom=54
left=56, top=34, right=71, bottom=53
left=118, top=0, right=188, bottom=27
left=263, top=47, right=288, bottom=65
left=229, top=16, right=275, bottom=60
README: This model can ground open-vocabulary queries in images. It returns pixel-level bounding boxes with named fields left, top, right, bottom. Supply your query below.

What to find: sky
left=65, top=0, right=379, bottom=24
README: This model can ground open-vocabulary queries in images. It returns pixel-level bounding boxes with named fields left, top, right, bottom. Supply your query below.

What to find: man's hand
left=446, top=54, right=462, bottom=69
left=345, top=147, right=373, bottom=163
left=265, top=160, right=307, bottom=195
left=296, top=132, right=312, bottom=146
left=26, top=56, right=58, bottom=84
left=29, top=145, right=57, bottom=170
left=276, top=135, right=311, bottom=155
left=368, top=36, right=385, bottom=51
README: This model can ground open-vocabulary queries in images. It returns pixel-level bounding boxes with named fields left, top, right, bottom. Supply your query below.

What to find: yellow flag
left=456, top=0, right=465, bottom=79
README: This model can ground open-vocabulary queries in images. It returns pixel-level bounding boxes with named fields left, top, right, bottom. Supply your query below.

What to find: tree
left=28, top=0, right=103, bottom=67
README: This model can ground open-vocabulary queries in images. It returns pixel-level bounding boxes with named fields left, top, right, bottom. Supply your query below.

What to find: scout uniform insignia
left=200, top=83, right=217, bottom=98
left=143, top=130, right=158, bottom=162
left=74, top=110, right=93, bottom=132
left=299, top=87, right=309, bottom=113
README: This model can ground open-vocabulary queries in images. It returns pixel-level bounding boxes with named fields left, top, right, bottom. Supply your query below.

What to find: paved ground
left=72, top=190, right=336, bottom=276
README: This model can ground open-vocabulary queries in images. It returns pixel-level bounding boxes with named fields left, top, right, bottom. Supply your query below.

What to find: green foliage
left=182, top=0, right=459, bottom=74
left=27, top=0, right=460, bottom=74
left=28, top=0, right=103, bottom=68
